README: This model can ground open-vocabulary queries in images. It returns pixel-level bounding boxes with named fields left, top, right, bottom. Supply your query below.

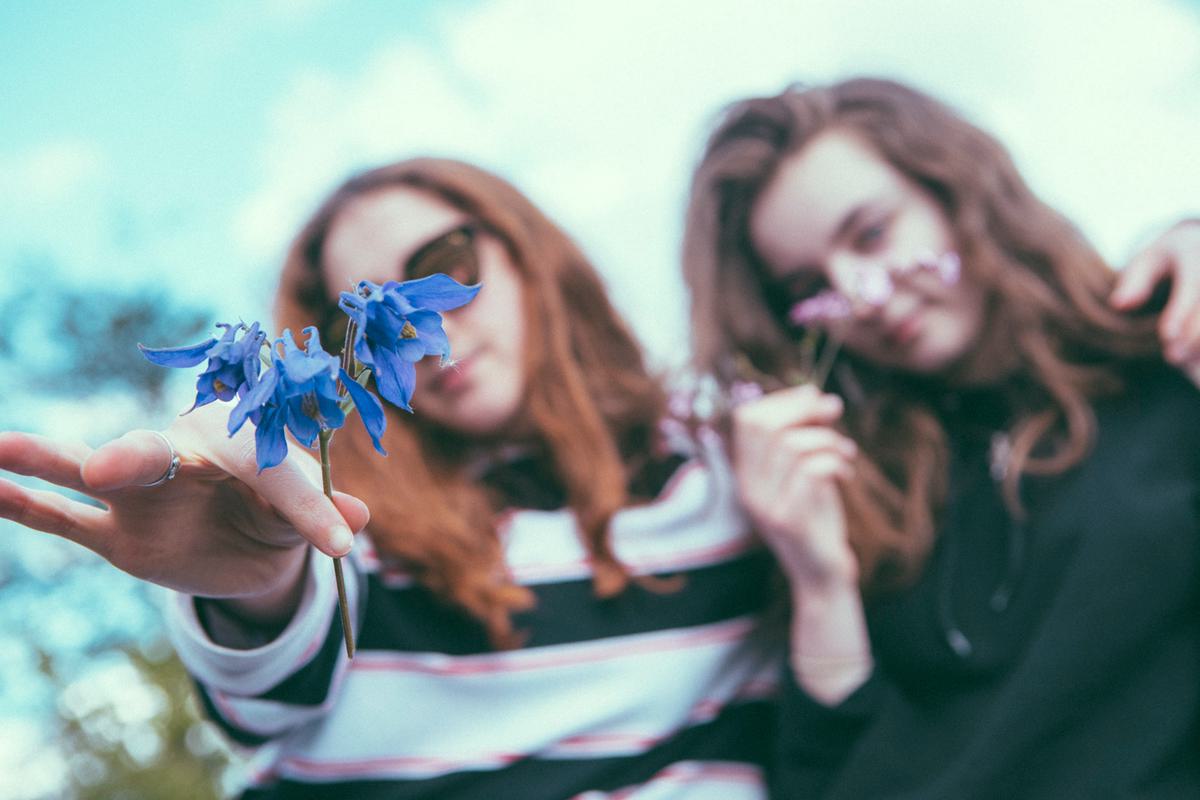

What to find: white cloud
left=0, top=140, right=114, bottom=279
left=232, top=0, right=1200, bottom=366
left=9, top=140, right=110, bottom=205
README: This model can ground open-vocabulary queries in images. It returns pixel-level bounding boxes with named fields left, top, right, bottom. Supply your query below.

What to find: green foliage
left=43, top=644, right=237, bottom=800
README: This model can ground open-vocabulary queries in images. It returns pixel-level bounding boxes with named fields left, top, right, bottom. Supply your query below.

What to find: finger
left=0, top=432, right=92, bottom=493
left=1160, top=274, right=1200, bottom=350
left=735, top=387, right=843, bottom=438
left=1182, top=360, right=1200, bottom=390
left=753, top=433, right=854, bottom=508
left=777, top=428, right=858, bottom=460
left=331, top=490, right=370, bottom=534
left=248, top=490, right=368, bottom=551
left=1110, top=247, right=1168, bottom=309
left=1166, top=305, right=1200, bottom=365
left=764, top=383, right=843, bottom=418
left=0, top=477, right=110, bottom=551
left=166, top=405, right=356, bottom=557
left=229, top=454, right=357, bottom=558
left=797, top=454, right=856, bottom=482
left=82, top=430, right=178, bottom=492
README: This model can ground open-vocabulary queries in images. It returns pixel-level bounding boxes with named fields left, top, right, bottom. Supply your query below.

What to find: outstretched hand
left=0, top=401, right=369, bottom=614
left=1110, top=218, right=1200, bottom=384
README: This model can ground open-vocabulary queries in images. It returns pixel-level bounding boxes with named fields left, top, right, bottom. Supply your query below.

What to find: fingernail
left=329, top=525, right=354, bottom=555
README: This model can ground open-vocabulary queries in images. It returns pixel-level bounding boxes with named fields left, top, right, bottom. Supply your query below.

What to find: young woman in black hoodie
left=683, top=77, right=1200, bottom=798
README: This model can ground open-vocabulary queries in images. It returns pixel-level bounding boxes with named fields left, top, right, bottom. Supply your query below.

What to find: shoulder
left=1049, top=360, right=1200, bottom=551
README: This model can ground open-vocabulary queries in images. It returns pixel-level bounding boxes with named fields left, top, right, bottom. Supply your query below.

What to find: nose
left=438, top=302, right=474, bottom=352
left=828, top=253, right=892, bottom=319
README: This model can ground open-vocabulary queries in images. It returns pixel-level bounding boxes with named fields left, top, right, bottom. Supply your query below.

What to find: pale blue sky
left=3, top=1, right=1198, bottom=410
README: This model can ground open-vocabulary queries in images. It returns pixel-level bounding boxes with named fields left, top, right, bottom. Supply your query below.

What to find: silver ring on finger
left=139, top=431, right=181, bottom=487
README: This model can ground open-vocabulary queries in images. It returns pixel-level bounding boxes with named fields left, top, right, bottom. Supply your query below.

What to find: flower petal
left=284, top=397, right=321, bottom=446
left=395, top=337, right=426, bottom=362
left=407, top=310, right=450, bottom=358
left=371, top=346, right=415, bottom=411
left=254, top=405, right=289, bottom=471
left=341, top=368, right=387, bottom=454
left=398, top=275, right=482, bottom=311
left=228, top=367, right=279, bottom=435
left=138, top=339, right=217, bottom=367
left=315, top=377, right=346, bottom=430
left=396, top=273, right=481, bottom=312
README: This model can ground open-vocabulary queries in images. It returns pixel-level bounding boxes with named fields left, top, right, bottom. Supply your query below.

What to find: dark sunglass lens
left=406, top=226, right=480, bottom=285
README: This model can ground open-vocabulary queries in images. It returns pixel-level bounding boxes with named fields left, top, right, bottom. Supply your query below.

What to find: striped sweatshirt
left=167, top=430, right=783, bottom=799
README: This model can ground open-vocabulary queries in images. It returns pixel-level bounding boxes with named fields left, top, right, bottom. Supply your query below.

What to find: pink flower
left=729, top=380, right=765, bottom=405
left=855, top=265, right=894, bottom=306
left=914, top=249, right=961, bottom=285
left=788, top=289, right=853, bottom=325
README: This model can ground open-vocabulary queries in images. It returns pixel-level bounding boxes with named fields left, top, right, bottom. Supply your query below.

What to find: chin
left=437, top=399, right=522, bottom=437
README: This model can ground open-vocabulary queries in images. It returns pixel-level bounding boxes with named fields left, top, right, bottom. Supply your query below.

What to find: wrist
left=788, top=576, right=873, bottom=705
left=195, top=549, right=311, bottom=650
left=786, top=551, right=860, bottom=603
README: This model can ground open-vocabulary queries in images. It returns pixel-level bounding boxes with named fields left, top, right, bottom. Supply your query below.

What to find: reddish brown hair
left=683, top=78, right=1161, bottom=589
left=276, top=158, right=666, bottom=645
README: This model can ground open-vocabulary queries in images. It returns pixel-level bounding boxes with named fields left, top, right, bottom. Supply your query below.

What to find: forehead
left=322, top=186, right=468, bottom=286
left=749, top=130, right=903, bottom=273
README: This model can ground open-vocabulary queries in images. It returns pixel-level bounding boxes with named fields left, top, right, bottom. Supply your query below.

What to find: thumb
left=1110, top=247, right=1167, bottom=309
left=330, top=490, right=370, bottom=536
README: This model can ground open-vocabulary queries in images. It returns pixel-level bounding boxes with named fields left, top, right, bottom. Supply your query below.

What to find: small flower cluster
left=140, top=274, right=479, bottom=471
left=787, top=249, right=962, bottom=326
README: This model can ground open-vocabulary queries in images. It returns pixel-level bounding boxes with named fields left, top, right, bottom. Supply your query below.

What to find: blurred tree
left=2, top=253, right=209, bottom=411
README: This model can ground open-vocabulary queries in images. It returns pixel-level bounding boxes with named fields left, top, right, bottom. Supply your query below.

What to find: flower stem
left=812, top=332, right=844, bottom=390
left=319, top=429, right=355, bottom=659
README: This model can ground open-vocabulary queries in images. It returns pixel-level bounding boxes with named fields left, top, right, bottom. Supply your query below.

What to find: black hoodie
left=773, top=362, right=1200, bottom=799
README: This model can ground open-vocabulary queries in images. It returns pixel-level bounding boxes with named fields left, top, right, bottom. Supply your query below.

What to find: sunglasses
left=403, top=223, right=481, bottom=287
left=319, top=223, right=482, bottom=346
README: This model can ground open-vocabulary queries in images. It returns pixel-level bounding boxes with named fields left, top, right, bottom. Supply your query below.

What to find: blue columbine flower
left=139, top=322, right=267, bottom=411
left=228, top=327, right=387, bottom=471
left=338, top=274, right=480, bottom=411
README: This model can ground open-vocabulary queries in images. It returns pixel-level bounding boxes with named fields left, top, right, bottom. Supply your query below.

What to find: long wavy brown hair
left=683, top=78, right=1162, bottom=590
left=276, top=158, right=666, bottom=646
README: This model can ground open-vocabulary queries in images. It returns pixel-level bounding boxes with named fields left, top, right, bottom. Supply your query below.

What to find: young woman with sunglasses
left=683, top=78, right=1200, bottom=798
left=0, top=158, right=779, bottom=799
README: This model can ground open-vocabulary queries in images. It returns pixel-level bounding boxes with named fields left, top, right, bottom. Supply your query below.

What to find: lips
left=882, top=313, right=922, bottom=347
left=427, top=352, right=475, bottom=395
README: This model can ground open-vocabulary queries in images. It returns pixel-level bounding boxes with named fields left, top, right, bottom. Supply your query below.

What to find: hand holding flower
left=136, top=274, right=478, bottom=657
left=0, top=402, right=366, bottom=621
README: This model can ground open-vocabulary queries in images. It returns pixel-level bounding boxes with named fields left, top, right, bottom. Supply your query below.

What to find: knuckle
left=230, top=435, right=260, bottom=476
left=9, top=493, right=35, bottom=530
